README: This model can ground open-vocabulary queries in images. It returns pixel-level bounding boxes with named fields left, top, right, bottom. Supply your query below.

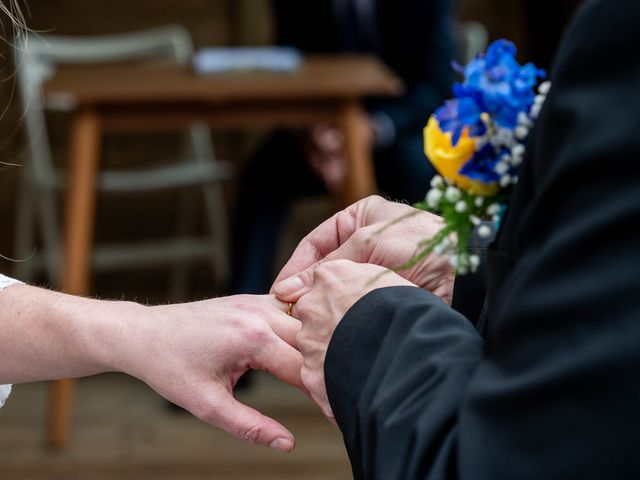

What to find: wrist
left=80, top=297, right=148, bottom=376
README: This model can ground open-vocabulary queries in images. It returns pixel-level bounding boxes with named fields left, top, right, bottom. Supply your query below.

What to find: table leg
left=48, top=108, right=101, bottom=449
left=337, top=101, right=377, bottom=206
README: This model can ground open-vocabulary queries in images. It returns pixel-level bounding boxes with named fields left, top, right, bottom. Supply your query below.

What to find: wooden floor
left=0, top=373, right=352, bottom=480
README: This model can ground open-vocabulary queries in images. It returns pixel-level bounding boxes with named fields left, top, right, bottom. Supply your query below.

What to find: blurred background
left=0, top=0, right=580, bottom=479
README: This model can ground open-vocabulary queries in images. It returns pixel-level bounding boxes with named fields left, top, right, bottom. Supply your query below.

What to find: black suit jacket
left=324, top=0, right=640, bottom=478
left=272, top=0, right=454, bottom=137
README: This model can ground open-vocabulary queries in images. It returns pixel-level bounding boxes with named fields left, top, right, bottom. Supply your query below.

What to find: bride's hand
left=112, top=295, right=302, bottom=452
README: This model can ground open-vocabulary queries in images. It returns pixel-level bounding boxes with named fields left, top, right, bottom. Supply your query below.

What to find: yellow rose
left=424, top=116, right=499, bottom=196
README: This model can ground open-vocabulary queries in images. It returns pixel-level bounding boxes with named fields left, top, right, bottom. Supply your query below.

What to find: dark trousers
left=230, top=129, right=435, bottom=294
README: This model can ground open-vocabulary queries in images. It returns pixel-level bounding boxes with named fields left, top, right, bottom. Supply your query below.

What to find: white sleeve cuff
left=0, top=385, right=12, bottom=408
left=0, top=274, right=24, bottom=409
left=0, top=273, right=23, bottom=292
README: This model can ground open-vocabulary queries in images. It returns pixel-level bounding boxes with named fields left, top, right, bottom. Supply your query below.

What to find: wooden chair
left=13, top=25, right=233, bottom=448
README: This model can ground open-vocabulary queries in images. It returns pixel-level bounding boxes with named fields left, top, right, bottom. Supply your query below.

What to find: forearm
left=0, top=284, right=141, bottom=384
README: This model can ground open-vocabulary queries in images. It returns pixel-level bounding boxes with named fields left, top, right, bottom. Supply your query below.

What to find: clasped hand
left=271, top=196, right=454, bottom=421
left=140, top=197, right=451, bottom=451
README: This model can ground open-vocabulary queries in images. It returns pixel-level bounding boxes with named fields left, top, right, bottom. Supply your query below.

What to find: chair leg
left=47, top=379, right=76, bottom=450
left=48, top=108, right=102, bottom=449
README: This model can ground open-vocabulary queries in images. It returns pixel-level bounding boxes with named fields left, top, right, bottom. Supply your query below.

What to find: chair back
left=24, top=25, right=193, bottom=66
left=14, top=25, right=194, bottom=186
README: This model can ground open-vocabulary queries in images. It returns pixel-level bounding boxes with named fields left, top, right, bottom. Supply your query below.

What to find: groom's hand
left=290, top=260, right=415, bottom=420
left=116, top=295, right=302, bottom=452
left=272, top=195, right=454, bottom=305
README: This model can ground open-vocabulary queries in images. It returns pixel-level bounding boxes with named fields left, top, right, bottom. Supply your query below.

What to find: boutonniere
left=407, top=39, right=549, bottom=275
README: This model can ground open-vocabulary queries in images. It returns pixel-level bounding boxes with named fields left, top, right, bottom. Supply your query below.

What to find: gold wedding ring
left=287, top=302, right=294, bottom=316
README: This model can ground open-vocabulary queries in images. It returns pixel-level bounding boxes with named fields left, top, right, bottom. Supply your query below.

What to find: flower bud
left=445, top=186, right=461, bottom=203
left=426, top=188, right=443, bottom=208
left=455, top=201, right=468, bottom=213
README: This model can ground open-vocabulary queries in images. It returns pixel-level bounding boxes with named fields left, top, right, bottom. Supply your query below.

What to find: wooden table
left=43, top=55, right=401, bottom=448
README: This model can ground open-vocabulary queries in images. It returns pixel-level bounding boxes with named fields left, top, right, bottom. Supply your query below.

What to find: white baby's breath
left=426, top=188, right=443, bottom=209
left=445, top=186, right=461, bottom=203
left=478, top=225, right=492, bottom=238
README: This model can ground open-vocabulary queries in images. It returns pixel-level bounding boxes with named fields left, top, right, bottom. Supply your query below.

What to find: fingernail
left=270, top=437, right=294, bottom=452
left=274, top=276, right=304, bottom=296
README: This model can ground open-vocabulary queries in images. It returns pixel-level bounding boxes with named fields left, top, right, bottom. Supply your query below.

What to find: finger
left=271, top=209, right=358, bottom=290
left=273, top=237, right=370, bottom=303
left=268, top=314, right=301, bottom=348
left=271, top=196, right=386, bottom=290
left=258, top=294, right=290, bottom=314
left=249, top=295, right=301, bottom=347
left=266, top=304, right=302, bottom=349
left=199, top=385, right=295, bottom=452
left=272, top=266, right=317, bottom=303
left=254, top=336, right=304, bottom=390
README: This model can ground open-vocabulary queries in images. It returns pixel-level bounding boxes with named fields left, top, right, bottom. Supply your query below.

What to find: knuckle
left=300, top=367, right=314, bottom=389
left=240, top=424, right=263, bottom=444
left=299, top=268, right=315, bottom=287
left=301, top=367, right=325, bottom=395
left=364, top=194, right=384, bottom=205
left=350, top=226, right=377, bottom=253
left=293, top=297, right=312, bottom=321
left=229, top=296, right=263, bottom=317
left=314, top=261, right=332, bottom=276
left=351, top=227, right=371, bottom=244
left=318, top=258, right=353, bottom=277
left=232, top=294, right=255, bottom=307
left=295, top=327, right=311, bottom=350
left=361, top=195, right=387, bottom=214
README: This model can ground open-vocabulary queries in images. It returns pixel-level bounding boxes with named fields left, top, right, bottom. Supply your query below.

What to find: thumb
left=254, top=335, right=304, bottom=390
left=272, top=266, right=316, bottom=303
left=197, top=385, right=295, bottom=452
left=273, top=237, right=366, bottom=303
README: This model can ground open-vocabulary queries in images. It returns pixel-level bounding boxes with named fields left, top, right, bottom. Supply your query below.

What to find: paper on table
left=192, top=47, right=302, bottom=74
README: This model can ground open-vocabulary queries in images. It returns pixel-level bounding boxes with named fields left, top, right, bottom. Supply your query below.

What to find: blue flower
left=437, top=39, right=546, bottom=144
left=434, top=98, right=484, bottom=145
left=462, top=40, right=545, bottom=128
left=459, top=144, right=502, bottom=184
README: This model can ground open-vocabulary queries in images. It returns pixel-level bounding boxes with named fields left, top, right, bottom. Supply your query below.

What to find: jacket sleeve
left=325, top=287, right=483, bottom=479
left=324, top=1, right=640, bottom=478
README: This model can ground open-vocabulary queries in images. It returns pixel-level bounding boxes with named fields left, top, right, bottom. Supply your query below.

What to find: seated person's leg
left=233, top=129, right=435, bottom=296
left=231, top=130, right=325, bottom=295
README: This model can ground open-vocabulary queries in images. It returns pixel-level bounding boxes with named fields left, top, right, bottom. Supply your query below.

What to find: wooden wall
left=23, top=0, right=232, bottom=46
